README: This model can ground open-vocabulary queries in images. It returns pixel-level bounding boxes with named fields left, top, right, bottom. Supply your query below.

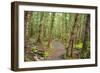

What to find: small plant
left=43, top=51, right=48, bottom=59
left=32, top=48, right=38, bottom=53
left=75, top=43, right=83, bottom=49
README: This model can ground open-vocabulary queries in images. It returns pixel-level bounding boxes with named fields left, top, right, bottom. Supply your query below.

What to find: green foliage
left=43, top=51, right=48, bottom=58
left=31, top=47, right=38, bottom=53
left=31, top=46, right=38, bottom=53
left=80, top=50, right=90, bottom=59
left=25, top=11, right=90, bottom=61
left=31, top=47, right=48, bottom=59
left=87, top=41, right=90, bottom=48
left=75, top=43, right=83, bottom=49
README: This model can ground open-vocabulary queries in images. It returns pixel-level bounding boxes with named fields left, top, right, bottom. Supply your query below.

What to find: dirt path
left=47, top=40, right=66, bottom=60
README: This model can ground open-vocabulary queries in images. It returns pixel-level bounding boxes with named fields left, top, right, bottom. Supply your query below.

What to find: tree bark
left=47, top=13, right=55, bottom=48
left=66, top=14, right=79, bottom=58
left=81, top=14, right=90, bottom=58
left=24, top=11, right=32, bottom=61
left=37, top=13, right=44, bottom=44
left=24, top=11, right=32, bottom=48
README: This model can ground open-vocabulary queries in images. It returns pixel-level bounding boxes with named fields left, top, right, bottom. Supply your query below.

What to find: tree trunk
left=66, top=14, right=79, bottom=58
left=81, top=14, right=90, bottom=58
left=47, top=13, right=55, bottom=48
left=37, top=13, right=44, bottom=44
left=24, top=11, right=32, bottom=61
left=24, top=11, right=32, bottom=48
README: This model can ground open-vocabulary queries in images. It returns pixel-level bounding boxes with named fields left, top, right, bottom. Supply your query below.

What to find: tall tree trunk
left=64, top=14, right=68, bottom=56
left=81, top=14, right=90, bottom=58
left=37, top=13, right=44, bottom=44
left=61, top=14, right=65, bottom=42
left=47, top=13, right=55, bottom=48
left=24, top=11, right=32, bottom=61
left=24, top=11, right=32, bottom=48
left=66, top=14, right=79, bottom=58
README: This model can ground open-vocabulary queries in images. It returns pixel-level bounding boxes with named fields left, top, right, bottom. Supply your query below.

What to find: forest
left=24, top=11, right=90, bottom=61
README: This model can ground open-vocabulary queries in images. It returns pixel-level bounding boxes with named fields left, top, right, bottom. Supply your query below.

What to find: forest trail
left=47, top=40, right=66, bottom=60
left=24, top=12, right=90, bottom=61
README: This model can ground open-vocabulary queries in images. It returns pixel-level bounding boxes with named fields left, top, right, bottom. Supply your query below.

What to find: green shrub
left=43, top=51, right=48, bottom=58
left=32, top=48, right=37, bottom=53
left=75, top=43, right=83, bottom=49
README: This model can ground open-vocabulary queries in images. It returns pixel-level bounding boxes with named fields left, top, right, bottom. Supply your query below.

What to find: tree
left=66, top=14, right=79, bottom=58
left=24, top=11, right=33, bottom=61
left=47, top=13, right=55, bottom=48
left=36, top=12, right=45, bottom=44
left=81, top=14, right=90, bottom=58
left=24, top=11, right=90, bottom=61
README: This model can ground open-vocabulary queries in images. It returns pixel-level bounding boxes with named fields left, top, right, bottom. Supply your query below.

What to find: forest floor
left=47, top=40, right=66, bottom=60
left=25, top=40, right=81, bottom=61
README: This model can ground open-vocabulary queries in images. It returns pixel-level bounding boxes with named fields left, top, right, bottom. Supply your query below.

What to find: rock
left=34, top=56, right=40, bottom=61
left=39, top=57, right=44, bottom=60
